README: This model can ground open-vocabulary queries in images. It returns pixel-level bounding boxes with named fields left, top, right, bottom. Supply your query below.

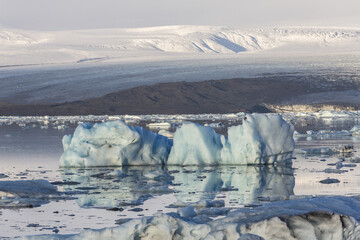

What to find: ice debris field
left=1, top=112, right=360, bottom=239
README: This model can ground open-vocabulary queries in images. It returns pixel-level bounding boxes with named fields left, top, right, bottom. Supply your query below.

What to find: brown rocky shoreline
left=1, top=76, right=359, bottom=116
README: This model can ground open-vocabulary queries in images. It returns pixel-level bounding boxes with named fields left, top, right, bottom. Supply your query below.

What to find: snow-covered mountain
left=1, top=25, right=360, bottom=66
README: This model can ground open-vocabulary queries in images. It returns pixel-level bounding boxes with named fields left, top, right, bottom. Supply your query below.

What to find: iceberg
left=60, top=121, right=172, bottom=167
left=222, top=114, right=295, bottom=164
left=60, top=114, right=295, bottom=167
left=169, top=114, right=295, bottom=165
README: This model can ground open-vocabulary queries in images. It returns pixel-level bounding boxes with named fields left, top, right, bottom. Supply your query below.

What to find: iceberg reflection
left=60, top=164, right=294, bottom=208
left=170, top=165, right=295, bottom=205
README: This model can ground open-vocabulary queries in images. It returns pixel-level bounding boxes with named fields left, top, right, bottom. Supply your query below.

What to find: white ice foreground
left=60, top=114, right=294, bottom=167
left=26, top=196, right=360, bottom=240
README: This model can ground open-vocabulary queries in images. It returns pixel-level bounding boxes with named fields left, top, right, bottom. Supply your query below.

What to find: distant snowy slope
left=1, top=25, right=360, bottom=65
left=0, top=30, right=49, bottom=45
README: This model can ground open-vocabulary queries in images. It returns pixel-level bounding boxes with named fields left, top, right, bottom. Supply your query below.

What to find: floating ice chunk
left=147, top=122, right=173, bottom=130
left=171, top=199, right=225, bottom=208
left=324, top=168, right=348, bottom=174
left=296, top=129, right=352, bottom=137
left=167, top=123, right=223, bottom=165
left=300, top=145, right=354, bottom=157
left=0, top=179, right=62, bottom=208
left=204, top=122, right=225, bottom=128
left=53, top=124, right=68, bottom=130
left=0, top=179, right=58, bottom=197
left=106, top=169, right=123, bottom=178
left=306, top=130, right=315, bottom=135
left=221, top=114, right=295, bottom=165
left=178, top=206, right=197, bottom=218
left=60, top=121, right=172, bottom=167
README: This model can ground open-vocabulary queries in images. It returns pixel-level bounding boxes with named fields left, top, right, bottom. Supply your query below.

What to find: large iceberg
left=169, top=114, right=295, bottom=165
left=60, top=114, right=295, bottom=167
left=60, top=121, right=172, bottom=167
left=222, top=114, right=295, bottom=164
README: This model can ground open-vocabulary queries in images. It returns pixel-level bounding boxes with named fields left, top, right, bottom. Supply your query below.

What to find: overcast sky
left=1, top=0, right=360, bottom=30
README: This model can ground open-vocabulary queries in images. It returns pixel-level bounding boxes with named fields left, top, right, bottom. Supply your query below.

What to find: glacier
left=1, top=26, right=360, bottom=104
left=60, top=114, right=295, bottom=167
left=2, top=26, right=360, bottom=61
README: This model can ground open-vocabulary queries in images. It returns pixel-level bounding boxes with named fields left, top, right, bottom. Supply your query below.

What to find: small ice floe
left=0, top=179, right=64, bottom=208
left=53, top=125, right=67, bottom=130
left=204, top=122, right=225, bottom=128
left=320, top=178, right=340, bottom=184
left=105, top=169, right=124, bottom=178
left=295, top=129, right=352, bottom=137
left=108, top=116, right=122, bottom=121
left=170, top=199, right=225, bottom=208
left=178, top=206, right=197, bottom=218
left=343, top=163, right=357, bottom=168
left=147, top=122, right=174, bottom=130
left=300, top=145, right=354, bottom=157
left=324, top=168, right=348, bottom=174
left=295, top=124, right=360, bottom=138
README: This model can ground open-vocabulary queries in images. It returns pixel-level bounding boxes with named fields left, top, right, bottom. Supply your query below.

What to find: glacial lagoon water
left=1, top=115, right=360, bottom=237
